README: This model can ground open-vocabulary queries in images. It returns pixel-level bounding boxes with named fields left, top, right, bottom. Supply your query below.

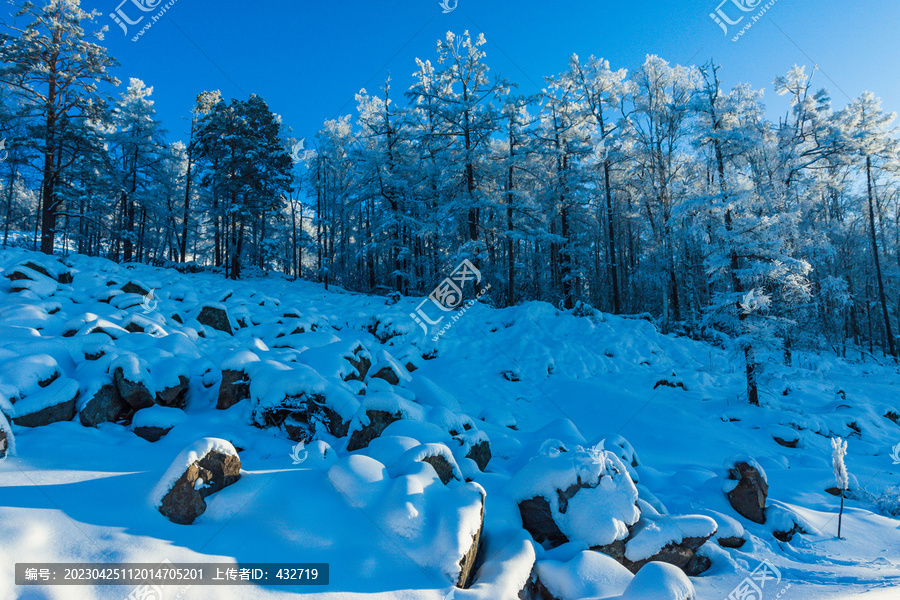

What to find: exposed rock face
left=718, top=536, right=746, bottom=549
left=121, top=282, right=150, bottom=296
left=620, top=533, right=714, bottom=576
left=79, top=383, right=129, bottom=427
left=422, top=455, right=458, bottom=485
left=347, top=410, right=402, bottom=451
left=156, top=376, right=189, bottom=409
left=456, top=496, right=484, bottom=589
left=159, top=450, right=241, bottom=525
left=197, top=305, right=232, bottom=334
left=345, top=347, right=371, bottom=382
left=217, top=369, right=250, bottom=410
left=726, top=461, right=768, bottom=524
left=114, top=367, right=155, bottom=411
left=773, top=435, right=799, bottom=448
left=370, top=365, right=401, bottom=385
left=11, top=380, right=79, bottom=427
left=466, top=440, right=491, bottom=471
left=133, top=425, right=173, bottom=442
left=518, top=495, right=569, bottom=548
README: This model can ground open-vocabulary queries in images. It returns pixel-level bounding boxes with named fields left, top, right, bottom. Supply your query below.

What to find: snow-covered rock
left=153, top=438, right=241, bottom=525
left=724, top=455, right=768, bottom=524
left=510, top=445, right=640, bottom=550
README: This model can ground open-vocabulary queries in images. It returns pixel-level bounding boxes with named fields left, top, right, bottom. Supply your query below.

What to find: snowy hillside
left=1, top=248, right=900, bottom=600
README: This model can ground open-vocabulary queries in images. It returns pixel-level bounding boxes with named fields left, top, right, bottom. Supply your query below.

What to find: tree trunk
left=867, top=155, right=897, bottom=359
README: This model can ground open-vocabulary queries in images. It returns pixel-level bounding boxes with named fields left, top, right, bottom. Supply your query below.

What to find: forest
left=2, top=3, right=899, bottom=403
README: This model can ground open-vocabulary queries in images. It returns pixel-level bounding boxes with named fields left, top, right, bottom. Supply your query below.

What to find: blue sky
left=8, top=0, right=900, bottom=144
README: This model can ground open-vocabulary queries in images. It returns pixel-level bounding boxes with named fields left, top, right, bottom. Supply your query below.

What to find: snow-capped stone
left=78, top=378, right=128, bottom=427
left=623, top=513, right=717, bottom=575
left=366, top=349, right=412, bottom=386
left=111, top=355, right=156, bottom=411
left=195, top=303, right=234, bottom=335
left=131, top=406, right=187, bottom=442
left=511, top=445, right=640, bottom=550
left=153, top=438, right=241, bottom=525
left=724, top=456, right=768, bottom=524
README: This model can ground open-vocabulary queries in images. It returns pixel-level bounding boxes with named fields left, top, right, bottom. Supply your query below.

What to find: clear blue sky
left=7, top=0, right=900, bottom=144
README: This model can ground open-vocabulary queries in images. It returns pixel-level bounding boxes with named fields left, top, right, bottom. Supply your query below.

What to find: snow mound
left=537, top=551, right=633, bottom=600
left=131, top=406, right=187, bottom=429
left=618, top=562, right=695, bottom=600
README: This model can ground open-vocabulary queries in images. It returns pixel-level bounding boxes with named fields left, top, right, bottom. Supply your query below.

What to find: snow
left=536, top=551, right=633, bottom=600
left=1, top=250, right=900, bottom=599
left=624, top=514, right=717, bottom=562
left=131, top=405, right=188, bottom=429
left=150, top=438, right=240, bottom=508
left=617, top=562, right=695, bottom=600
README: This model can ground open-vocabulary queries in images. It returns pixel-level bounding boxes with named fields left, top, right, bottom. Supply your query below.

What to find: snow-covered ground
left=1, top=248, right=899, bottom=599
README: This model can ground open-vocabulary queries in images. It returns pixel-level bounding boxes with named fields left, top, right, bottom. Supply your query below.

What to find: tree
left=0, top=0, right=118, bottom=254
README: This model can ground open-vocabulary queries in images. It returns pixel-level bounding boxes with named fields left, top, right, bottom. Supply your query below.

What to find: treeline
left=1, top=4, right=900, bottom=389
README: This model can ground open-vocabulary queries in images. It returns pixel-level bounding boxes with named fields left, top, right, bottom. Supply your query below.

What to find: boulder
left=197, top=305, right=233, bottom=335
left=519, top=495, right=569, bottom=548
left=156, top=375, right=190, bottom=409
left=456, top=495, right=484, bottom=588
left=134, top=425, right=174, bottom=443
left=11, top=379, right=79, bottom=427
left=157, top=440, right=241, bottom=525
left=79, top=382, right=129, bottom=427
left=620, top=514, right=716, bottom=576
left=347, top=410, right=402, bottom=451
left=121, top=281, right=150, bottom=296
left=466, top=440, right=492, bottom=472
left=132, top=406, right=186, bottom=443
left=114, top=367, right=155, bottom=411
left=217, top=369, right=251, bottom=410
left=725, top=459, right=768, bottom=524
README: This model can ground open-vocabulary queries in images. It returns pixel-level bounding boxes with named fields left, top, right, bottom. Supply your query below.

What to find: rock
left=158, top=442, right=241, bottom=525
left=121, top=281, right=150, bottom=296
left=133, top=425, right=173, bottom=442
left=346, top=347, right=372, bottom=382
left=197, top=305, right=233, bottom=334
left=422, top=455, right=458, bottom=485
left=725, top=460, right=768, bottom=524
left=347, top=410, right=402, bottom=451
left=114, top=367, right=155, bottom=411
left=217, top=369, right=251, bottom=410
left=518, top=496, right=570, bottom=548
left=773, top=436, right=798, bottom=448
left=0, top=413, right=14, bottom=460
left=11, top=379, right=79, bottom=427
left=718, top=536, right=746, bottom=549
left=466, top=440, right=492, bottom=471
left=156, top=375, right=190, bottom=409
left=456, top=496, right=484, bottom=589
left=79, top=382, right=129, bottom=427
left=366, top=350, right=411, bottom=386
